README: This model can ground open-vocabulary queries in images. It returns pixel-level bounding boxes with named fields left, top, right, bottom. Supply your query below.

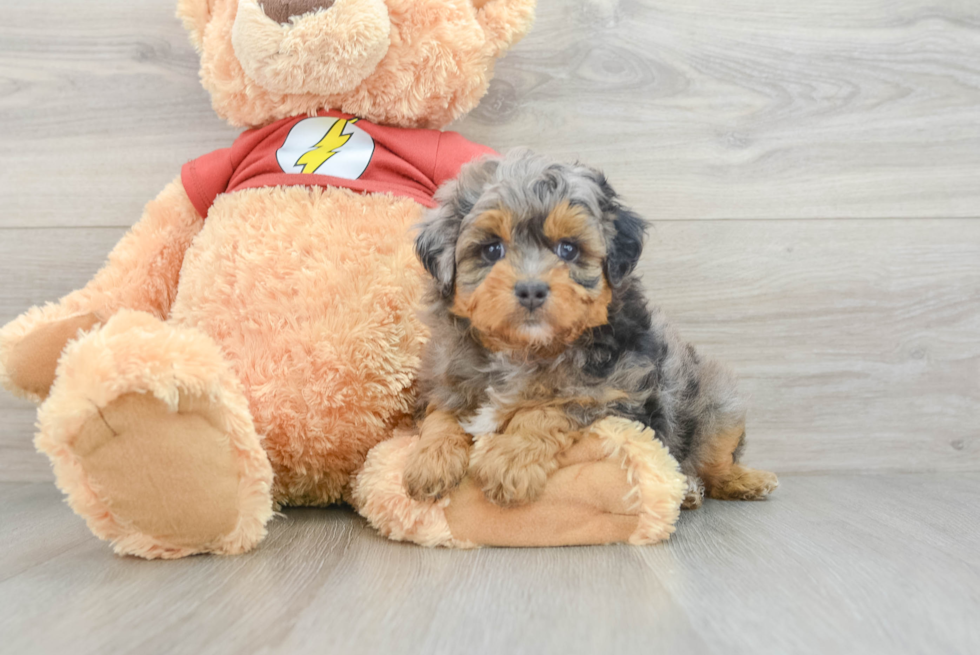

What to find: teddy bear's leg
left=0, top=177, right=203, bottom=402
left=36, top=309, right=274, bottom=559
left=2, top=313, right=102, bottom=400
left=352, top=417, right=689, bottom=548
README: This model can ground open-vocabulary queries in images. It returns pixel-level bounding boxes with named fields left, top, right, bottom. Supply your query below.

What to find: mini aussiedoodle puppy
left=403, top=149, right=778, bottom=509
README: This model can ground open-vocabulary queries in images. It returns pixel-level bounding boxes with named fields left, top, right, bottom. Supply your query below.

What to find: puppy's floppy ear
left=416, top=155, right=501, bottom=297
left=606, top=206, right=647, bottom=284
left=588, top=169, right=647, bottom=285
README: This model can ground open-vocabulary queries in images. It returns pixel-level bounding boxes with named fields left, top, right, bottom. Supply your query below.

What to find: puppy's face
left=451, top=201, right=611, bottom=351
left=417, top=149, right=647, bottom=354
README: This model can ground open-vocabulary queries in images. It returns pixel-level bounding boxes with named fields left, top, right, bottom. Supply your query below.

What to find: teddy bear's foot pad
left=3, top=312, right=100, bottom=400
left=73, top=391, right=242, bottom=551
left=33, top=310, right=275, bottom=558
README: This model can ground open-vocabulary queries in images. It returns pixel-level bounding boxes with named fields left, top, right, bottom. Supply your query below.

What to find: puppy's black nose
left=514, top=280, right=550, bottom=311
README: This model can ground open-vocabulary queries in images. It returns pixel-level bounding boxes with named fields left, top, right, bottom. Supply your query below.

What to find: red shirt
left=181, top=110, right=495, bottom=216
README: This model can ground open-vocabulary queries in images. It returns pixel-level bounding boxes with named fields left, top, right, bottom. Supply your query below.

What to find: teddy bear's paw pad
left=2, top=313, right=100, bottom=400
left=73, top=391, right=242, bottom=551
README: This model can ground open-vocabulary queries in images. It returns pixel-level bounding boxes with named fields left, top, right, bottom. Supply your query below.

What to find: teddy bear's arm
left=353, top=418, right=688, bottom=548
left=0, top=176, right=204, bottom=401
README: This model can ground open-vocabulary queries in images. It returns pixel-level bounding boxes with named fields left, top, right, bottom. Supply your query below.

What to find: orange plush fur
left=0, top=0, right=537, bottom=558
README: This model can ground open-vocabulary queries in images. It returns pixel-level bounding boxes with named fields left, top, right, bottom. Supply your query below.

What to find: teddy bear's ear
left=177, top=0, right=216, bottom=50
left=474, top=0, right=537, bottom=58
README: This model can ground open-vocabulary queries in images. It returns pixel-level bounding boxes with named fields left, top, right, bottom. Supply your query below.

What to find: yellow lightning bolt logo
left=295, top=118, right=358, bottom=174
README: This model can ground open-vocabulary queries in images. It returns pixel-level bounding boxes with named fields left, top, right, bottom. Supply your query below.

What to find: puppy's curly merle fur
left=403, top=149, right=777, bottom=508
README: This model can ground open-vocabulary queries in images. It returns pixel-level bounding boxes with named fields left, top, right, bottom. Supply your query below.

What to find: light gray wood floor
left=2, top=474, right=978, bottom=655
left=1, top=1, right=978, bottom=653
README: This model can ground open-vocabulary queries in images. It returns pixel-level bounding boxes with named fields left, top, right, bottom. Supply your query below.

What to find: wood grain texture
left=0, top=0, right=236, bottom=229
left=0, top=400, right=46, bottom=482
left=639, top=219, right=980, bottom=473
left=457, top=0, right=980, bottom=219
left=1, top=0, right=979, bottom=227
left=0, top=475, right=977, bottom=655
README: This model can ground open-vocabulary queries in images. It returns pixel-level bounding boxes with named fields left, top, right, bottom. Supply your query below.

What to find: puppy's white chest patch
left=461, top=355, right=533, bottom=437
left=460, top=401, right=502, bottom=437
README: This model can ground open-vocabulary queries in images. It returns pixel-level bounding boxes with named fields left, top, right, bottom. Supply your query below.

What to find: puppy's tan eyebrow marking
left=543, top=200, right=588, bottom=241
left=469, top=209, right=513, bottom=242
left=543, top=200, right=604, bottom=256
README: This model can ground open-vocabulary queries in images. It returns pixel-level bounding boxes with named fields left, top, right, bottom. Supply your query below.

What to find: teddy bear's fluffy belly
left=169, top=185, right=427, bottom=506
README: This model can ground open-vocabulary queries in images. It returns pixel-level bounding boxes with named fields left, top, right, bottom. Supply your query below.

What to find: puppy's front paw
left=471, top=456, right=548, bottom=507
left=681, top=475, right=705, bottom=510
left=403, top=438, right=469, bottom=501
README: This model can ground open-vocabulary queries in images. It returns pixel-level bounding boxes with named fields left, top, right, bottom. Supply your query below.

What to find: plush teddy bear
left=0, top=0, right=688, bottom=558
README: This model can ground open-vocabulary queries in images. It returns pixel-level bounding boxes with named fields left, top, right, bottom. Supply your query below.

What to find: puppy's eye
left=482, top=241, right=505, bottom=263
left=555, top=240, right=580, bottom=262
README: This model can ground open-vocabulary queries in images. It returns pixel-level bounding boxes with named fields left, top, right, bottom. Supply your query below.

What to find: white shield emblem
left=276, top=117, right=375, bottom=179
